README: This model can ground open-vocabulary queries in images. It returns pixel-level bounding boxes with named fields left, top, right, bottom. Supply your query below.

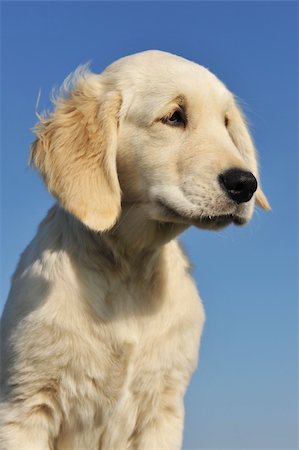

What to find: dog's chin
left=193, top=215, right=248, bottom=230
left=153, top=201, right=249, bottom=230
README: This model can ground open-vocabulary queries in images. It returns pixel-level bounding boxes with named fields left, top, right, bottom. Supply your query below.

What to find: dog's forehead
left=103, top=50, right=231, bottom=111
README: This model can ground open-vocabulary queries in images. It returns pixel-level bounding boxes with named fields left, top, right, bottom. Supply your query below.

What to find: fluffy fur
left=1, top=50, right=270, bottom=450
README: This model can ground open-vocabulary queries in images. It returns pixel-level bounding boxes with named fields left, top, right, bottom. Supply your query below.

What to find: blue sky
left=1, top=2, right=298, bottom=449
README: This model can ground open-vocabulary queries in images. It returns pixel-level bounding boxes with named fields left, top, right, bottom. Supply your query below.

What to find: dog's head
left=30, top=50, right=270, bottom=233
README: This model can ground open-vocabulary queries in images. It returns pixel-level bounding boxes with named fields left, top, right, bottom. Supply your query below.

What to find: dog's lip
left=156, top=200, right=245, bottom=226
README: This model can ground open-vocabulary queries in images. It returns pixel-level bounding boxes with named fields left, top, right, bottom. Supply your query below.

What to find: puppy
left=1, top=50, right=270, bottom=450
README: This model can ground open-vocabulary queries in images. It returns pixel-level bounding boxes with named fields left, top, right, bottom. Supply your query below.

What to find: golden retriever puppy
left=1, top=50, right=270, bottom=450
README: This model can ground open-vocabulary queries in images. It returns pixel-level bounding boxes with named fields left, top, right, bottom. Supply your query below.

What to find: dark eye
left=224, top=115, right=229, bottom=127
left=162, top=109, right=186, bottom=127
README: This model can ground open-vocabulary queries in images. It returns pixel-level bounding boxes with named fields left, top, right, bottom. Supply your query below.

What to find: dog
left=1, top=50, right=270, bottom=450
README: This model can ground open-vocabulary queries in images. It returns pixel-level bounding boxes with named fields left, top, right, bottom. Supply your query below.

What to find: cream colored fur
left=1, top=50, right=270, bottom=450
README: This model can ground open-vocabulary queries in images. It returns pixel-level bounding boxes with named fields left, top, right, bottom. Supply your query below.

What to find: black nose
left=219, top=169, right=258, bottom=204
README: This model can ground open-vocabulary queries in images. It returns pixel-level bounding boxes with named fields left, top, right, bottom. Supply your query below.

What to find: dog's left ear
left=227, top=100, right=271, bottom=211
left=30, top=73, right=122, bottom=231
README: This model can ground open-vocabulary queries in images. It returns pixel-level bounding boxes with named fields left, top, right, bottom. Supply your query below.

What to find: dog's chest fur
left=55, top=256, right=203, bottom=449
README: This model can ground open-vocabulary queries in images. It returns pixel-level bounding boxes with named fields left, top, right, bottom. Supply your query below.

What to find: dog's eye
left=224, top=115, right=229, bottom=127
left=162, top=109, right=186, bottom=127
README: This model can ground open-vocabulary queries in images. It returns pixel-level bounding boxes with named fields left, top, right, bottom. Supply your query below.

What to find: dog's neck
left=51, top=204, right=187, bottom=279
left=110, top=203, right=188, bottom=255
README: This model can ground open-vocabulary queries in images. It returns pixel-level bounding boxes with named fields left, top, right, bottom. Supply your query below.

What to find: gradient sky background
left=1, top=2, right=298, bottom=449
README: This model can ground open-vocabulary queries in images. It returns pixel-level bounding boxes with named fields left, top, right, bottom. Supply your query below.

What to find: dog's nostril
left=219, top=169, right=258, bottom=204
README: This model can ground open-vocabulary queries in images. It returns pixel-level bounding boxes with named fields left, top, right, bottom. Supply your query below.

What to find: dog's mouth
left=156, top=200, right=246, bottom=230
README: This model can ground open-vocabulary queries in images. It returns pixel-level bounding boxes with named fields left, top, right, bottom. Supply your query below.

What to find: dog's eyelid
left=154, top=94, right=187, bottom=122
left=159, top=106, right=187, bottom=128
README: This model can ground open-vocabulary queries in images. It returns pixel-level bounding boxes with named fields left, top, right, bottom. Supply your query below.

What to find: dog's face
left=30, top=51, right=270, bottom=232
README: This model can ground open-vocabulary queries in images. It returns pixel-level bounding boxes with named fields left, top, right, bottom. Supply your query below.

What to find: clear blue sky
left=1, top=2, right=298, bottom=449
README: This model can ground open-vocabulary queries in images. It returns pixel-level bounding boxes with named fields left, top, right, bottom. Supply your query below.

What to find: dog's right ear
left=30, top=72, right=122, bottom=232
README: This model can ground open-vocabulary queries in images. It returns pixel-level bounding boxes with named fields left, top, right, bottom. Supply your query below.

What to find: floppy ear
left=227, top=100, right=271, bottom=211
left=30, top=73, right=122, bottom=231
